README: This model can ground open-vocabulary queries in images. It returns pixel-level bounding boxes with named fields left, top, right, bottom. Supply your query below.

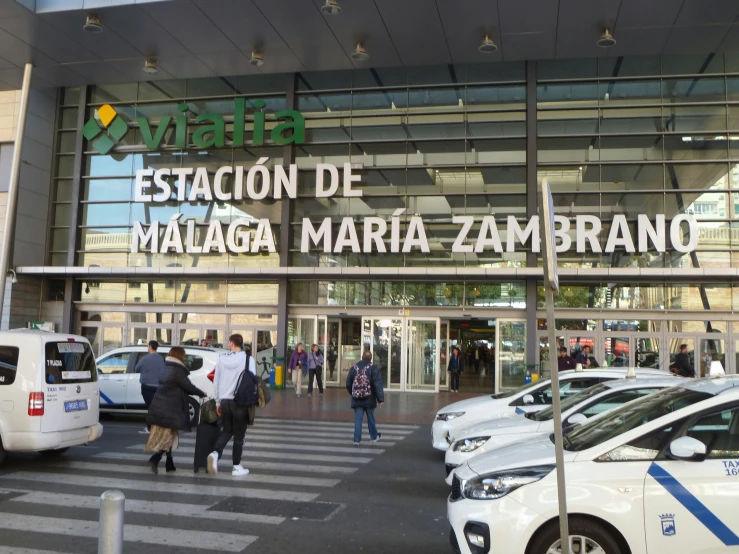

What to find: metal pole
left=0, top=62, right=32, bottom=326
left=98, top=489, right=125, bottom=554
left=546, top=286, right=570, bottom=554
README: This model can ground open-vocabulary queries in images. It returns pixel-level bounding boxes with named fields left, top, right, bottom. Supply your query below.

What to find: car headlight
left=453, top=437, right=490, bottom=453
left=462, top=465, right=554, bottom=500
left=436, top=412, right=465, bottom=422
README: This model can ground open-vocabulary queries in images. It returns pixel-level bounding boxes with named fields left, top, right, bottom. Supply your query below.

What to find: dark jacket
left=147, top=357, right=205, bottom=432
left=346, top=360, right=384, bottom=409
left=447, top=354, right=464, bottom=374
left=137, top=352, right=165, bottom=386
left=558, top=355, right=577, bottom=371
left=672, top=352, right=695, bottom=378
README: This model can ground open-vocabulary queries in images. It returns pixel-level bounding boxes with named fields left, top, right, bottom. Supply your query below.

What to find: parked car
left=448, top=376, right=739, bottom=554
left=432, top=368, right=669, bottom=451
left=97, top=345, right=226, bottom=424
left=444, top=376, right=683, bottom=482
left=0, top=330, right=103, bottom=464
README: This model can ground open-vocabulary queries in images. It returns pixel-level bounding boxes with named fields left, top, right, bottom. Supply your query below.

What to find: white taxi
left=444, top=376, right=683, bottom=482
left=432, top=368, right=668, bottom=451
left=448, top=376, right=739, bottom=554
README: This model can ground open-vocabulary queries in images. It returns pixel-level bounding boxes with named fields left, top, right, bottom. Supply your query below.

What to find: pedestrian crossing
left=0, top=417, right=419, bottom=553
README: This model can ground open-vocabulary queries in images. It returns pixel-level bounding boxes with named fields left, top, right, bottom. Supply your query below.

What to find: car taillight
left=207, top=367, right=215, bottom=382
left=28, top=392, right=44, bottom=416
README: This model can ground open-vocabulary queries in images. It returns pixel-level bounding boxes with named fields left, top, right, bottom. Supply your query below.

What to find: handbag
left=258, top=377, right=271, bottom=408
left=200, top=398, right=219, bottom=424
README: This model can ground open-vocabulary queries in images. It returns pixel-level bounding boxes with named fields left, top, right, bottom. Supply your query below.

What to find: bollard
left=98, top=489, right=125, bottom=554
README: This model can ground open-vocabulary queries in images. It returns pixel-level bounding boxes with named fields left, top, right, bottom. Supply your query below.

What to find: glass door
left=699, top=336, right=726, bottom=376
left=405, top=318, right=440, bottom=392
left=325, top=318, right=341, bottom=385
left=440, top=321, right=449, bottom=390
left=497, top=320, right=527, bottom=392
left=564, top=332, right=597, bottom=368
left=363, top=317, right=403, bottom=391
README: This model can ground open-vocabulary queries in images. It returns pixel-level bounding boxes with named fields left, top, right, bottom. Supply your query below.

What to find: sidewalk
left=258, top=386, right=480, bottom=425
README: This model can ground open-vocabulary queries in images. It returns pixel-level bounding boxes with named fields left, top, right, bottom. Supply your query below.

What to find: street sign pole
left=539, top=178, right=570, bottom=554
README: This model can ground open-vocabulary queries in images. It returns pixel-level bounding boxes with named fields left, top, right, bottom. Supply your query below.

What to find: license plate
left=64, top=400, right=88, bottom=413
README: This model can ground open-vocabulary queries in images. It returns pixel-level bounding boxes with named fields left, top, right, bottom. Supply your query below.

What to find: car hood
left=438, top=394, right=500, bottom=414
left=464, top=434, right=576, bottom=477
left=455, top=415, right=539, bottom=440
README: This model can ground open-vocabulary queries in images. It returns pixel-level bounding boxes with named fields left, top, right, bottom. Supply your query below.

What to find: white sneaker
left=232, top=465, right=249, bottom=476
left=207, top=452, right=219, bottom=475
left=138, top=427, right=150, bottom=434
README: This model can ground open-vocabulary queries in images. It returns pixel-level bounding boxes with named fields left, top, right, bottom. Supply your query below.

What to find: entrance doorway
left=444, top=319, right=497, bottom=393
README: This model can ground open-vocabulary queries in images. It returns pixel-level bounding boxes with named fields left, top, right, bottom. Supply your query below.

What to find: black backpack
left=233, top=355, right=259, bottom=407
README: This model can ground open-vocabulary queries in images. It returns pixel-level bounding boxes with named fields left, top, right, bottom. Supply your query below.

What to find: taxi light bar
left=28, top=392, right=44, bottom=416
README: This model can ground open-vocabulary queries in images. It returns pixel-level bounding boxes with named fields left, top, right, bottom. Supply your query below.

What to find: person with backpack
left=307, top=344, right=324, bottom=397
left=346, top=350, right=384, bottom=445
left=207, top=334, right=256, bottom=477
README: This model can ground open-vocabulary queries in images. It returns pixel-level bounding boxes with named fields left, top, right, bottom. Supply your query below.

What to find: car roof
left=558, top=368, right=668, bottom=378
left=600, top=377, right=686, bottom=390
left=676, top=375, right=739, bottom=396
left=101, top=345, right=228, bottom=355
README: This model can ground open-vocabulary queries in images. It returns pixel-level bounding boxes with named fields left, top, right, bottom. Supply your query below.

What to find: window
left=686, top=406, right=739, bottom=459
left=97, top=352, right=131, bottom=374
left=599, top=420, right=684, bottom=462
left=45, top=342, right=98, bottom=384
left=0, top=346, right=20, bottom=385
left=516, top=378, right=596, bottom=406
left=580, top=388, right=659, bottom=418
left=185, top=355, right=204, bottom=371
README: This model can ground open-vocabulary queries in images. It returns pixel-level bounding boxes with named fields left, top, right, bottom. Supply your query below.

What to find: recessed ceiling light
left=479, top=34, right=498, bottom=53
left=597, top=28, right=616, bottom=48
left=83, top=14, right=102, bottom=33
left=351, top=43, right=369, bottom=61
left=143, top=57, right=158, bottom=74
left=321, top=0, right=341, bottom=16
left=250, top=51, right=265, bottom=68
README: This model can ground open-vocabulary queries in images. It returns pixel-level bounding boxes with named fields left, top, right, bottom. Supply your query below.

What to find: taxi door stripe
left=98, top=390, right=113, bottom=404
left=647, top=463, right=739, bottom=546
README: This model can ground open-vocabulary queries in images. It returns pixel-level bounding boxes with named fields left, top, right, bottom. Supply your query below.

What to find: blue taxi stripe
left=99, top=391, right=113, bottom=404
left=648, top=463, right=739, bottom=546
left=515, top=407, right=525, bottom=414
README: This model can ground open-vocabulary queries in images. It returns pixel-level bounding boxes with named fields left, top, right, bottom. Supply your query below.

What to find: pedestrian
left=145, top=346, right=206, bottom=474
left=200, top=339, right=209, bottom=347
left=207, top=334, right=256, bottom=476
left=288, top=343, right=308, bottom=398
left=447, top=346, right=464, bottom=392
left=473, top=342, right=481, bottom=373
left=670, top=344, right=695, bottom=377
left=574, top=345, right=592, bottom=368
left=346, top=350, right=385, bottom=445
left=307, top=343, right=324, bottom=397
left=557, top=346, right=577, bottom=371
left=136, top=340, right=165, bottom=434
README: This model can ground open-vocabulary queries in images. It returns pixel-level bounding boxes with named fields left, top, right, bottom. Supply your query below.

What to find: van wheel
left=40, top=447, right=69, bottom=458
left=528, top=517, right=624, bottom=554
left=188, top=397, right=199, bottom=427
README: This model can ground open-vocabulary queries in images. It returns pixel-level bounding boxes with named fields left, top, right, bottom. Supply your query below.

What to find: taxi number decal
left=723, top=461, right=739, bottom=476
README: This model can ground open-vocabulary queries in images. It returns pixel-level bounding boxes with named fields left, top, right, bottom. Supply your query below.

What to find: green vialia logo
left=83, top=104, right=127, bottom=155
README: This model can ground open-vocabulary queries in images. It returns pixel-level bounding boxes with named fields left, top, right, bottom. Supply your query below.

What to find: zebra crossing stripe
left=0, top=549, right=67, bottom=554
left=0, top=513, right=256, bottom=552
left=244, top=428, right=407, bottom=441
left=258, top=417, right=419, bottom=429
left=255, top=420, right=418, bottom=433
left=177, top=435, right=394, bottom=448
left=128, top=444, right=377, bottom=461
left=44, top=461, right=339, bottom=488
left=89, top=451, right=359, bottom=473
left=9, top=491, right=285, bottom=525
left=3, top=471, right=318, bottom=502
left=130, top=442, right=383, bottom=455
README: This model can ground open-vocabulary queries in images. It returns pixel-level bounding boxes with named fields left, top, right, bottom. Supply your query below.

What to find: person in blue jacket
left=346, top=350, right=385, bottom=445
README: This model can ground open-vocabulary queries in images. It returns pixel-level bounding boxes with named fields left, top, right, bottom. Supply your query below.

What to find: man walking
left=574, top=345, right=592, bottom=368
left=557, top=346, right=576, bottom=371
left=136, top=340, right=165, bottom=434
left=346, top=350, right=384, bottom=445
left=208, top=334, right=256, bottom=476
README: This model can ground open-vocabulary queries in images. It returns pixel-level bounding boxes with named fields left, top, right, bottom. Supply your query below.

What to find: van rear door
left=41, top=340, right=99, bottom=433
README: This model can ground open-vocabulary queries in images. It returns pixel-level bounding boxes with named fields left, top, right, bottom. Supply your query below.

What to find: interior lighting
left=351, top=43, right=369, bottom=61
left=321, top=0, right=341, bottom=16
left=83, top=14, right=102, bottom=33
left=597, top=28, right=616, bottom=48
left=250, top=51, right=265, bottom=68
left=478, top=34, right=498, bottom=53
left=143, top=58, right=158, bottom=74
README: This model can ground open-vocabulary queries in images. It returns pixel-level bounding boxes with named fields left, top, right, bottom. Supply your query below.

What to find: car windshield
left=492, top=379, right=542, bottom=399
left=528, top=383, right=609, bottom=422
left=560, top=387, right=712, bottom=452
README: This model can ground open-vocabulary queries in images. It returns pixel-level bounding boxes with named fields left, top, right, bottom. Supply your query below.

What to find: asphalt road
left=0, top=415, right=452, bottom=553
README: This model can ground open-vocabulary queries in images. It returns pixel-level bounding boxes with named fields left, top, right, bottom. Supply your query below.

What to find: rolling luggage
left=193, top=418, right=220, bottom=473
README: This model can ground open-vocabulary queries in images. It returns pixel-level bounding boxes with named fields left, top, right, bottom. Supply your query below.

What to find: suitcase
left=193, top=420, right=220, bottom=473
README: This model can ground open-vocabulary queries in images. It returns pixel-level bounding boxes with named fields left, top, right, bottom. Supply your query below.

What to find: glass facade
left=44, top=56, right=739, bottom=390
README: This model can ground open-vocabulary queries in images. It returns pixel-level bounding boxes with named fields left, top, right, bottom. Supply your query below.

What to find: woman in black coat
left=448, top=346, right=464, bottom=393
left=145, top=346, right=206, bottom=473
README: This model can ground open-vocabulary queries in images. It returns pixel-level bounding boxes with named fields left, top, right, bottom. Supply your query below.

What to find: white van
left=0, top=330, right=103, bottom=464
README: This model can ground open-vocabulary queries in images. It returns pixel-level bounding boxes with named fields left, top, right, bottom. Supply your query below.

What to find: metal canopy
left=1, top=0, right=739, bottom=90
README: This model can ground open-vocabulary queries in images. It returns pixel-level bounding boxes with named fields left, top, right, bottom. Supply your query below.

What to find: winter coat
left=136, top=352, right=165, bottom=386
left=447, top=354, right=464, bottom=375
left=345, top=360, right=385, bottom=409
left=146, top=357, right=205, bottom=432
left=288, top=350, right=308, bottom=375
left=308, top=350, right=324, bottom=370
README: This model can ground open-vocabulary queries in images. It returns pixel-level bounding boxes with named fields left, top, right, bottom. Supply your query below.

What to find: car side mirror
left=522, top=394, right=534, bottom=405
left=668, top=436, right=707, bottom=462
left=567, top=413, right=588, bottom=427
left=97, top=368, right=102, bottom=374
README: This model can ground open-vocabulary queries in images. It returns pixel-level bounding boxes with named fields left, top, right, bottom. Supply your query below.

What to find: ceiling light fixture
left=597, top=28, right=616, bottom=48
left=478, top=34, right=498, bottom=53
left=321, top=0, right=341, bottom=16
left=250, top=51, right=265, bottom=68
left=83, top=14, right=102, bottom=33
left=351, top=43, right=369, bottom=61
left=143, top=57, right=158, bottom=74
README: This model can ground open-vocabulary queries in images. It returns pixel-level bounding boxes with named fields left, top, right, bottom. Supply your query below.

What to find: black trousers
left=308, top=367, right=324, bottom=394
left=213, top=399, right=249, bottom=466
left=141, top=384, right=158, bottom=430
left=450, top=372, right=460, bottom=391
